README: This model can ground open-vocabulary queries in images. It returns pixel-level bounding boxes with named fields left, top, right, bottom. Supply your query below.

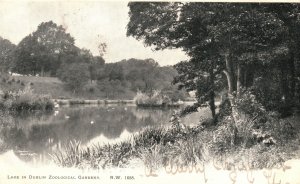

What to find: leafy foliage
left=0, top=85, right=54, bottom=111
left=58, top=63, right=90, bottom=93
left=12, top=21, right=76, bottom=76
left=127, top=2, right=300, bottom=120
left=134, top=90, right=172, bottom=106
left=0, top=37, right=16, bottom=72
left=96, top=58, right=187, bottom=99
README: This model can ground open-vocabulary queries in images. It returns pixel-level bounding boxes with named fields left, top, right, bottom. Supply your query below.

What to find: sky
left=0, top=1, right=189, bottom=66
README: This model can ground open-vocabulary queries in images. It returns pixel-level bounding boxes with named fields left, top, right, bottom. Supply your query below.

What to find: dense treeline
left=96, top=58, right=186, bottom=99
left=0, top=22, right=185, bottom=99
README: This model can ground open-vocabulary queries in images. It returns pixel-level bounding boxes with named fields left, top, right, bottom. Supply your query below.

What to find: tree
left=57, top=47, right=101, bottom=93
left=127, top=2, right=292, bottom=128
left=0, top=37, right=16, bottom=73
left=58, top=62, right=90, bottom=93
left=13, top=21, right=76, bottom=76
left=262, top=4, right=300, bottom=110
left=12, top=34, right=39, bottom=75
left=173, top=58, right=224, bottom=123
left=95, top=58, right=180, bottom=98
left=97, top=79, right=125, bottom=98
left=99, top=63, right=125, bottom=81
left=89, top=56, right=105, bottom=82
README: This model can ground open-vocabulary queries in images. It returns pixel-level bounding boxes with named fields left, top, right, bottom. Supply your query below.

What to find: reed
left=51, top=115, right=300, bottom=170
left=0, top=85, right=54, bottom=112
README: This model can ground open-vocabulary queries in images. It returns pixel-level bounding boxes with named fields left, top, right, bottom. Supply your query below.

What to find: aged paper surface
left=0, top=0, right=300, bottom=184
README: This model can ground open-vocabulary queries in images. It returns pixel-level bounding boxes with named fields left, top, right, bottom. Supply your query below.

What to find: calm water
left=0, top=104, right=211, bottom=162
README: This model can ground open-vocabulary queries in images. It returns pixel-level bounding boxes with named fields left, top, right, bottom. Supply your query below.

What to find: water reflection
left=0, top=105, right=210, bottom=162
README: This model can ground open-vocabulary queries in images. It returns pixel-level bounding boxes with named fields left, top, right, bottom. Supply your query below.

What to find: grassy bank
left=0, top=75, right=135, bottom=100
left=1, top=75, right=190, bottom=101
left=51, top=114, right=300, bottom=170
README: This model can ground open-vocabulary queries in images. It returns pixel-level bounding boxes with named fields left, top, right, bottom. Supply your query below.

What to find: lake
left=0, top=104, right=211, bottom=163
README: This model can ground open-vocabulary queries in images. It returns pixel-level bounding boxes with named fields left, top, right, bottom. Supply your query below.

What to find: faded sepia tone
left=0, top=1, right=300, bottom=184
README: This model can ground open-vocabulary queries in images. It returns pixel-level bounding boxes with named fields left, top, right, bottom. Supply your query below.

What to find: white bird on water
left=90, top=120, right=94, bottom=124
left=65, top=115, right=70, bottom=119
left=54, top=103, right=59, bottom=108
left=54, top=110, right=59, bottom=116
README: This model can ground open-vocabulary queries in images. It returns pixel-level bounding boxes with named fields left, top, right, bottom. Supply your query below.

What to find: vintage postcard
left=0, top=0, right=300, bottom=184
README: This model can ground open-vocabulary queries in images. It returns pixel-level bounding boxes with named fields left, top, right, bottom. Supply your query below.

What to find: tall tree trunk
left=223, top=54, right=238, bottom=145
left=209, top=66, right=216, bottom=124
left=237, top=63, right=242, bottom=97
left=243, top=68, right=247, bottom=89
left=223, top=54, right=235, bottom=94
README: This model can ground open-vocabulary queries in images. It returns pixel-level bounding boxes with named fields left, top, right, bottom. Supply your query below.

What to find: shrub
left=134, top=90, right=172, bottom=106
left=0, top=85, right=54, bottom=112
left=217, top=89, right=297, bottom=150
left=228, top=89, right=274, bottom=146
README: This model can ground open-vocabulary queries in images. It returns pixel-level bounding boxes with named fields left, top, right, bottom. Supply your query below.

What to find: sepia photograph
left=0, top=1, right=300, bottom=183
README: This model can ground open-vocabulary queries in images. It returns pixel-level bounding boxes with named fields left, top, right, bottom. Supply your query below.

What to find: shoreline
left=53, top=99, right=135, bottom=105
left=52, top=99, right=197, bottom=106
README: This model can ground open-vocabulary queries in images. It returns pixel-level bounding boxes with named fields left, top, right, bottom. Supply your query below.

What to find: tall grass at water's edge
left=0, top=85, right=54, bottom=112
left=51, top=115, right=300, bottom=170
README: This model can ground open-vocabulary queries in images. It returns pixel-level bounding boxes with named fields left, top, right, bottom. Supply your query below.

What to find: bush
left=134, top=90, right=172, bottom=106
left=225, top=89, right=273, bottom=146
left=0, top=85, right=54, bottom=112
left=215, top=88, right=299, bottom=156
